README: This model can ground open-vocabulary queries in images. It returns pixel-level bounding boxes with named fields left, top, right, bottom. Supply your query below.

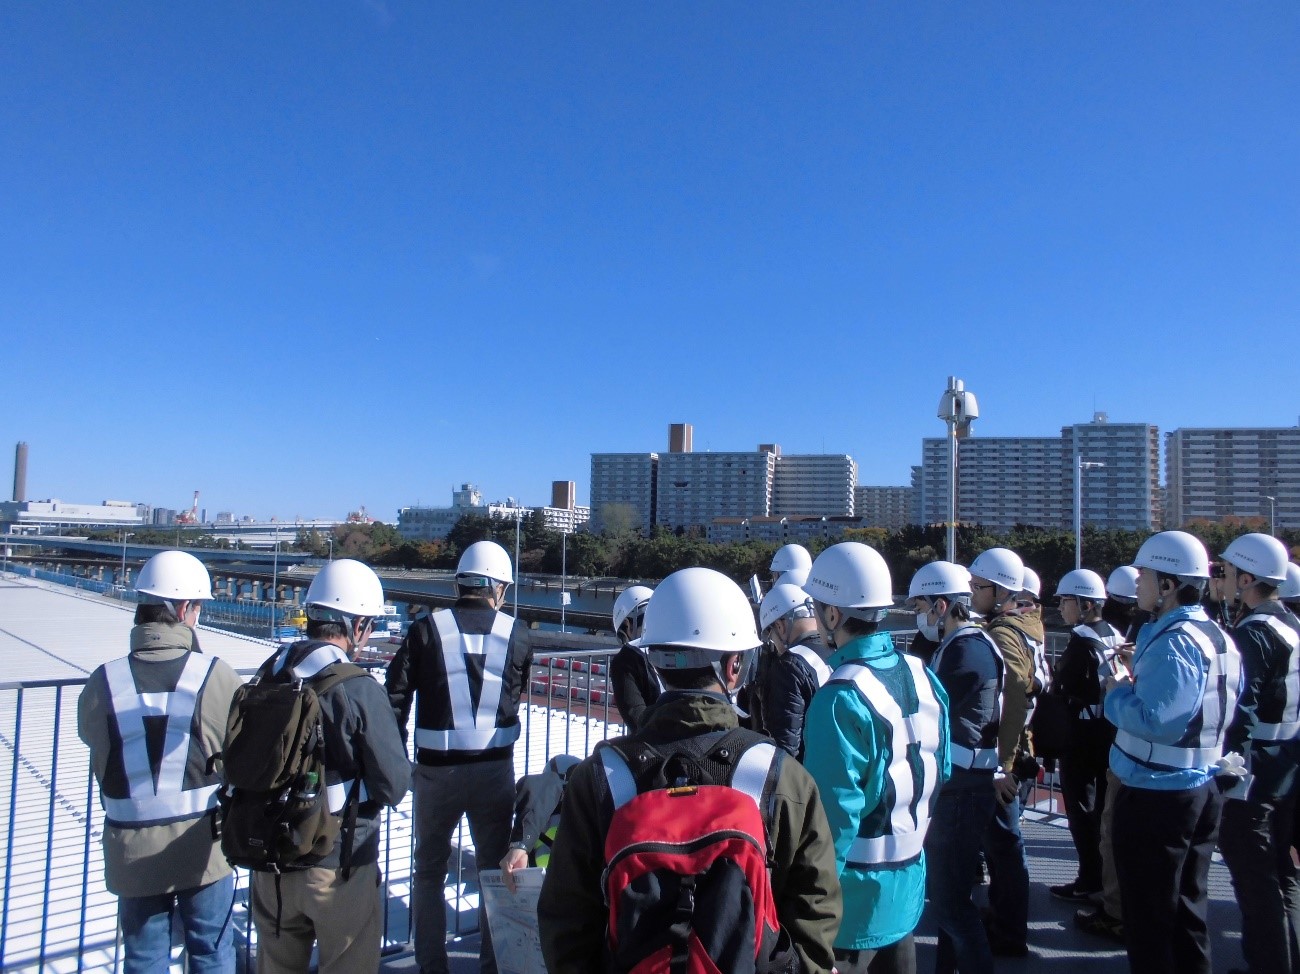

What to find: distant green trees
left=93, top=514, right=1299, bottom=600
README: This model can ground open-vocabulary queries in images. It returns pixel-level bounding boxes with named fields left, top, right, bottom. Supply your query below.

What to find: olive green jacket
left=986, top=608, right=1046, bottom=772
left=78, top=623, right=242, bottom=897
left=537, top=691, right=842, bottom=974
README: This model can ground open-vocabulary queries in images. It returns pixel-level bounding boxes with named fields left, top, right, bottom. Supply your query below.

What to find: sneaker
left=1050, top=881, right=1103, bottom=902
left=1074, top=907, right=1124, bottom=943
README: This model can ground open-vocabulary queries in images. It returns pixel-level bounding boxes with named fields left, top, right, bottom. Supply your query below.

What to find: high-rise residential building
left=589, top=453, right=659, bottom=534
left=855, top=486, right=916, bottom=530
left=708, top=515, right=860, bottom=544
left=656, top=449, right=777, bottom=532
left=1166, top=426, right=1300, bottom=529
left=773, top=454, right=857, bottom=517
left=1068, top=416, right=1161, bottom=531
left=918, top=415, right=1160, bottom=532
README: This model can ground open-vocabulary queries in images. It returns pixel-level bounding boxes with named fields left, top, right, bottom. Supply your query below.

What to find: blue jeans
left=925, top=782, right=996, bottom=974
left=119, top=875, right=236, bottom=974
left=982, top=792, right=1030, bottom=945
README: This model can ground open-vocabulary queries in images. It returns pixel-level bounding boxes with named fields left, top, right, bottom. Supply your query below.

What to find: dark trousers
left=1220, top=794, right=1300, bottom=974
left=1113, top=781, right=1223, bottom=974
left=834, top=934, right=916, bottom=974
left=981, top=792, right=1029, bottom=946
left=1058, top=736, right=1111, bottom=890
left=925, top=782, right=996, bottom=974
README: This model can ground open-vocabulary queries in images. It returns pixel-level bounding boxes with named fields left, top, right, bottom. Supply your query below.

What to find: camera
left=1210, top=562, right=1225, bottom=579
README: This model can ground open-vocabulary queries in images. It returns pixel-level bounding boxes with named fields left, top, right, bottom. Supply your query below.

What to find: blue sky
left=3, top=3, right=1297, bottom=521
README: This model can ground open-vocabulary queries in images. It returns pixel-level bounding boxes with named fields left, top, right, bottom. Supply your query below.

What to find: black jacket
left=385, top=596, right=533, bottom=765
left=277, top=640, right=411, bottom=868
left=761, top=634, right=828, bottom=761
left=608, top=642, right=661, bottom=733
left=1226, top=601, right=1300, bottom=802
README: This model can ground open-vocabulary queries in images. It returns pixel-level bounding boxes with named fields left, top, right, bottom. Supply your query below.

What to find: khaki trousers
left=252, top=861, right=381, bottom=974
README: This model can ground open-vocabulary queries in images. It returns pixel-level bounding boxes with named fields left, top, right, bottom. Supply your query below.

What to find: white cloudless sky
left=2, top=3, right=1297, bottom=520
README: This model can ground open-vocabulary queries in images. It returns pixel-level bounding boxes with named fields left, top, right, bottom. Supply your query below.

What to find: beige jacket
left=78, top=623, right=242, bottom=897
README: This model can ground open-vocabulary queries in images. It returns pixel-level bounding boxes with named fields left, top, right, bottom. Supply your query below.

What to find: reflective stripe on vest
left=1022, top=630, right=1050, bottom=726
left=1241, top=611, right=1300, bottom=741
left=326, top=779, right=370, bottom=813
left=833, top=655, right=943, bottom=867
left=787, top=642, right=831, bottom=686
left=1074, top=623, right=1123, bottom=720
left=598, top=740, right=778, bottom=813
left=1114, top=618, right=1241, bottom=770
left=932, top=626, right=1004, bottom=771
left=415, top=609, right=520, bottom=753
left=102, top=653, right=219, bottom=825
left=274, top=643, right=368, bottom=813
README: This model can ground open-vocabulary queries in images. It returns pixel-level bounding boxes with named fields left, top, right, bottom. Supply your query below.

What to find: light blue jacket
left=1105, top=605, right=1226, bottom=790
left=803, top=631, right=951, bottom=950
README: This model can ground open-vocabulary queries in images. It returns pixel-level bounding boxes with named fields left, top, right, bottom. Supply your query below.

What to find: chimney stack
left=13, top=442, right=28, bottom=503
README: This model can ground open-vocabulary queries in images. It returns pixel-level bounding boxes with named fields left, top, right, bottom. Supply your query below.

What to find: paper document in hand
left=479, top=867, right=547, bottom=974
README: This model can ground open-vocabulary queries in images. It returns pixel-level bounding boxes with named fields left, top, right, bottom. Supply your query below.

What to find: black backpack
left=216, top=657, right=367, bottom=875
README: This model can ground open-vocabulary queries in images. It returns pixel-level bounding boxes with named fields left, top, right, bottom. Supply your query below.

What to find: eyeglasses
left=970, top=582, right=995, bottom=593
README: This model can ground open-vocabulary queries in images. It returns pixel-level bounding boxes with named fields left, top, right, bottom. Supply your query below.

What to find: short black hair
left=134, top=602, right=179, bottom=625
left=1157, top=571, right=1203, bottom=607
left=839, top=615, right=879, bottom=638
left=306, top=619, right=348, bottom=641
left=656, top=665, right=721, bottom=691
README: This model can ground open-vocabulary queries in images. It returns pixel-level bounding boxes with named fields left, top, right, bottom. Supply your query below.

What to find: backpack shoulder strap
left=308, top=661, right=369, bottom=697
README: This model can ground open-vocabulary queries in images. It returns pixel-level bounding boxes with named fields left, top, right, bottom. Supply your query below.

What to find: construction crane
left=177, top=490, right=201, bottom=525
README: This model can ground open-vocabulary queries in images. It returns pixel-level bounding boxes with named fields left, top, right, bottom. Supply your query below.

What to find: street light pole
left=513, top=511, right=521, bottom=619
left=560, top=530, right=568, bottom=633
left=1075, top=457, right=1106, bottom=569
left=1264, top=495, right=1277, bottom=536
left=271, top=525, right=280, bottom=640
left=120, top=529, right=128, bottom=593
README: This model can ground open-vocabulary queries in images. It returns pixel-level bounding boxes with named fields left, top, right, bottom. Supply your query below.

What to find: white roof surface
left=0, top=577, right=279, bottom=683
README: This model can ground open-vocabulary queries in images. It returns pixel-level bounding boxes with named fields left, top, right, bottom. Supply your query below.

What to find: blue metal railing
left=0, top=655, right=625, bottom=973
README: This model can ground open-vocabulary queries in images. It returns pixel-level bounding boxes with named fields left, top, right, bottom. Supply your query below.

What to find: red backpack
left=597, top=728, right=794, bottom=974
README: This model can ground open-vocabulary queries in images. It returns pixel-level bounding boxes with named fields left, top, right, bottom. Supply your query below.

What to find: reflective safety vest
left=102, top=652, right=219, bottom=826
left=414, top=609, right=521, bottom=754
left=786, top=640, right=831, bottom=686
left=532, top=812, right=562, bottom=867
left=598, top=738, right=778, bottom=814
left=931, top=625, right=1004, bottom=771
left=1115, top=617, right=1242, bottom=770
left=1238, top=608, right=1300, bottom=743
left=271, top=642, right=369, bottom=813
left=1073, top=622, right=1124, bottom=721
left=830, top=654, right=944, bottom=867
left=1022, top=629, right=1050, bottom=726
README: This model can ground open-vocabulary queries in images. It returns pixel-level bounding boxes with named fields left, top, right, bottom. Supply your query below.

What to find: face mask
left=915, top=610, right=941, bottom=643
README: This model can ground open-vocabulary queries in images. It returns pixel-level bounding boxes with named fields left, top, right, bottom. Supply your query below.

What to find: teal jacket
left=803, top=631, right=952, bottom=950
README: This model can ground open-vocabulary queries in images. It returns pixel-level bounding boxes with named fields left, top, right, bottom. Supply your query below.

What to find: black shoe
left=1074, top=907, right=1124, bottom=943
left=986, top=930, right=1029, bottom=957
left=1050, top=881, right=1103, bottom=902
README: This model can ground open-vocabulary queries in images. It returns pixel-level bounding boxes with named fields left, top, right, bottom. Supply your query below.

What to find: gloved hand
left=1214, top=752, right=1248, bottom=778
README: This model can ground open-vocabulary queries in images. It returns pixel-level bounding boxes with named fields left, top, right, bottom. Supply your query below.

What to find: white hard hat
left=1134, top=530, right=1210, bottom=579
left=770, top=544, right=813, bottom=575
left=759, top=582, right=815, bottom=631
left=907, top=561, right=972, bottom=601
left=1221, top=533, right=1290, bottom=584
left=1280, top=563, right=1300, bottom=601
left=456, top=540, right=514, bottom=586
left=135, top=550, right=213, bottom=601
left=969, top=547, right=1025, bottom=592
left=775, top=566, right=811, bottom=588
left=1020, top=567, right=1042, bottom=599
left=1107, top=566, right=1140, bottom=602
left=1056, top=569, right=1107, bottom=602
left=612, top=585, right=654, bottom=632
left=305, top=559, right=386, bottom=618
left=634, top=567, right=761, bottom=668
left=807, top=542, right=894, bottom=611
